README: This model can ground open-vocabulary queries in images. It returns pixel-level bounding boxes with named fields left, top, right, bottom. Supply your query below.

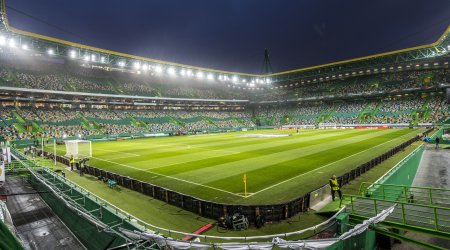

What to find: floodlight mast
left=262, top=48, right=273, bottom=75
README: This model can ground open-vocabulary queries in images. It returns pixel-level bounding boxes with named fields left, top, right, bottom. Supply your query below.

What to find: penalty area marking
left=143, top=150, right=241, bottom=170
left=246, top=131, right=417, bottom=198
left=121, top=141, right=240, bottom=154
left=90, top=156, right=245, bottom=198
left=152, top=142, right=241, bottom=154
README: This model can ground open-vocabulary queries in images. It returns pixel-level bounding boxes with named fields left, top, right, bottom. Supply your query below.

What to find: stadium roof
left=0, top=0, right=449, bottom=84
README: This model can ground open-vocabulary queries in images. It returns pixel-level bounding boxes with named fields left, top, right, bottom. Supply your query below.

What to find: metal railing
left=344, top=194, right=450, bottom=235
left=359, top=182, right=450, bottom=208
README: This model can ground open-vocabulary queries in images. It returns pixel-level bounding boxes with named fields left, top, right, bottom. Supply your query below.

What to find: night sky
left=6, top=0, right=450, bottom=74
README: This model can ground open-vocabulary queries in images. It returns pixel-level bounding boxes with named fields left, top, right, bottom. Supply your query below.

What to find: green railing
left=344, top=195, right=450, bottom=237
left=359, top=182, right=450, bottom=209
left=5, top=160, right=38, bottom=172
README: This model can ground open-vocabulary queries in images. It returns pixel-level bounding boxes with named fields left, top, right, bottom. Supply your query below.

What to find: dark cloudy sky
left=5, top=0, right=450, bottom=73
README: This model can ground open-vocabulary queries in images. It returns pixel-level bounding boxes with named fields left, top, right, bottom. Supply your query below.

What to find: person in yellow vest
left=70, top=155, right=75, bottom=171
left=329, top=175, right=342, bottom=201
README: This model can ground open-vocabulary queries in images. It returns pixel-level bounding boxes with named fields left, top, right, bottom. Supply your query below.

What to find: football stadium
left=1, top=1, right=450, bottom=249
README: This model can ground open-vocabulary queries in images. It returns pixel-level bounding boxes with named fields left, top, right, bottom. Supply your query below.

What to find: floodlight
left=218, top=75, right=223, bottom=81
left=186, top=69, right=193, bottom=76
left=0, top=36, right=5, bottom=45
left=242, top=79, right=246, bottom=83
left=8, top=38, right=16, bottom=48
left=167, top=67, right=176, bottom=76
left=100, top=56, right=106, bottom=63
left=91, top=54, right=96, bottom=61
left=142, top=64, right=148, bottom=70
left=47, top=49, right=54, bottom=55
left=84, top=55, right=90, bottom=61
left=232, top=75, right=238, bottom=82
left=207, top=73, right=214, bottom=80
left=69, top=50, right=77, bottom=58
left=118, top=61, right=125, bottom=67
left=133, top=62, right=141, bottom=69
left=196, top=71, right=204, bottom=78
left=21, top=44, right=28, bottom=50
left=180, top=69, right=186, bottom=76
left=154, top=65, right=163, bottom=73
left=266, top=78, right=271, bottom=84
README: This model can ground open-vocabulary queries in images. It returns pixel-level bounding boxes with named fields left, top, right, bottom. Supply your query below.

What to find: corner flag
left=243, top=174, right=247, bottom=197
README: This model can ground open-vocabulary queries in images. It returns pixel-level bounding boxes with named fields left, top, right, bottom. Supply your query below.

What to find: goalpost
left=318, top=123, right=338, bottom=129
left=63, top=140, right=92, bottom=159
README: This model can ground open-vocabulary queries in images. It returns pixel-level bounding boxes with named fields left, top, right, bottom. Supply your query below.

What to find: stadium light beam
left=8, top=38, right=16, bottom=48
left=21, top=44, right=28, bottom=50
left=84, top=55, right=90, bottom=61
left=69, top=50, right=77, bottom=58
left=180, top=69, right=186, bottom=76
left=154, top=65, right=163, bottom=73
left=47, top=49, right=54, bottom=55
left=91, top=54, right=96, bottom=61
left=133, top=62, right=141, bottom=69
left=142, top=64, right=148, bottom=71
left=207, top=73, right=214, bottom=80
left=167, top=67, right=176, bottom=76
left=196, top=71, right=204, bottom=79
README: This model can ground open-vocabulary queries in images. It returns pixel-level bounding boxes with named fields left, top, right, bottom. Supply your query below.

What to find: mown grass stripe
left=204, top=129, right=411, bottom=192
left=156, top=131, right=390, bottom=176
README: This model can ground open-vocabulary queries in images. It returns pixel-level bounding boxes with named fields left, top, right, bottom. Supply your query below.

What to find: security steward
left=329, top=175, right=343, bottom=201
left=70, top=155, right=75, bottom=171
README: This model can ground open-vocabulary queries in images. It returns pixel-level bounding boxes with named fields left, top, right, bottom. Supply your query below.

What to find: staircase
left=77, top=112, right=99, bottom=130
left=11, top=110, right=31, bottom=133
left=129, top=116, right=149, bottom=129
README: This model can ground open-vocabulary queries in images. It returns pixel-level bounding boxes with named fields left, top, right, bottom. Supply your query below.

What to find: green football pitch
left=48, top=128, right=423, bottom=205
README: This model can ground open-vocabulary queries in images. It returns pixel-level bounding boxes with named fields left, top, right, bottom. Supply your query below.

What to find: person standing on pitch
left=436, top=137, right=440, bottom=149
left=329, top=175, right=342, bottom=201
left=70, top=155, right=75, bottom=171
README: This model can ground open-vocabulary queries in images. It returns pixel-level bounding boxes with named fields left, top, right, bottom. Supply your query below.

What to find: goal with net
left=64, top=140, right=92, bottom=159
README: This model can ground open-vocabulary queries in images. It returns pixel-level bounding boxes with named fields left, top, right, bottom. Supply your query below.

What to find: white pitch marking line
left=144, top=151, right=241, bottom=170
left=146, top=142, right=241, bottom=154
left=95, top=148, right=141, bottom=156
left=246, top=132, right=417, bottom=198
left=124, top=141, right=241, bottom=154
left=90, top=156, right=245, bottom=198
